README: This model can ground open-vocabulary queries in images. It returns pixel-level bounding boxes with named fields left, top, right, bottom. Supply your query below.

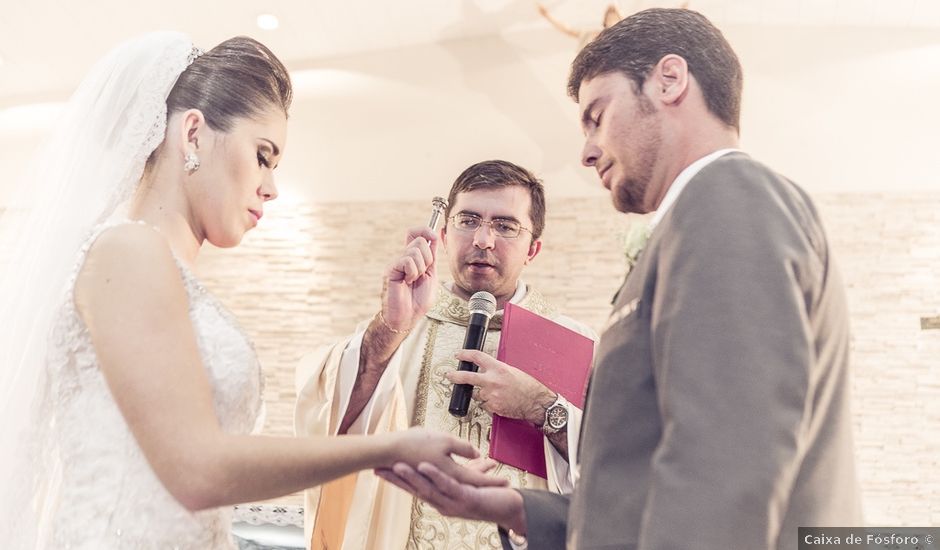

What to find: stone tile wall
left=4, top=191, right=937, bottom=521
left=195, top=193, right=939, bottom=520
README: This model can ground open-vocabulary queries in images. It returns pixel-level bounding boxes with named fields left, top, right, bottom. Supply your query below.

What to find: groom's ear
left=650, top=54, right=690, bottom=107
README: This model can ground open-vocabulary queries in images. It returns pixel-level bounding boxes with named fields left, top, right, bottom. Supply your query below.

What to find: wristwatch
left=541, top=393, right=569, bottom=435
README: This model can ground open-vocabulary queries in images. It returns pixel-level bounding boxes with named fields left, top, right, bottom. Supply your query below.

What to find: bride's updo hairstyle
left=166, top=36, right=293, bottom=132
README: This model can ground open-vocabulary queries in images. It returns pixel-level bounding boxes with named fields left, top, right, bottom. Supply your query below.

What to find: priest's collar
left=427, top=281, right=556, bottom=329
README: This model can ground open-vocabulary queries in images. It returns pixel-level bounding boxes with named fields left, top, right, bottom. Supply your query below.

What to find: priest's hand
left=376, top=460, right=527, bottom=533
left=381, top=226, right=439, bottom=332
left=447, top=349, right=556, bottom=425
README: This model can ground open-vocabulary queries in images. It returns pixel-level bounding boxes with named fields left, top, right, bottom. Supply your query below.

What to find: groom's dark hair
left=568, top=8, right=743, bottom=131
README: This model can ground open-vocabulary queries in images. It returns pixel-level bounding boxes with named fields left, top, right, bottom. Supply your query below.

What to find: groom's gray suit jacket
left=511, top=153, right=862, bottom=550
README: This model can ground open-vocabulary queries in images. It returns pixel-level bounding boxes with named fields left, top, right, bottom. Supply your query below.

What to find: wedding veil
left=0, top=31, right=201, bottom=546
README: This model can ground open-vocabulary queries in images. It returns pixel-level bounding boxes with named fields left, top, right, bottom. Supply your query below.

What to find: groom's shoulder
left=693, top=153, right=795, bottom=199
left=676, top=154, right=812, bottom=225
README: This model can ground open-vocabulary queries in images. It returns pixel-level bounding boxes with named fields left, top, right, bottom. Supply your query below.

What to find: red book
left=489, top=302, right=594, bottom=478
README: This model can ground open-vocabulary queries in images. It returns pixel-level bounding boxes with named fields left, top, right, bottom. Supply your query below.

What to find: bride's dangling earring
left=184, top=151, right=200, bottom=173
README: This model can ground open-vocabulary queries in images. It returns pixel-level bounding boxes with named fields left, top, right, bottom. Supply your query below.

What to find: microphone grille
left=468, top=291, right=497, bottom=318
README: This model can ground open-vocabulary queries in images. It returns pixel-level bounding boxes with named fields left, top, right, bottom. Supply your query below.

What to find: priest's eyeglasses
left=448, top=213, right=532, bottom=239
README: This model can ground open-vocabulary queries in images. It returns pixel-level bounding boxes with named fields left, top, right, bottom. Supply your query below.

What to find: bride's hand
left=384, top=428, right=509, bottom=488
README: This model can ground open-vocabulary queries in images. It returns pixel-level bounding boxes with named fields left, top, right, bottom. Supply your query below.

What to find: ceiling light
left=257, top=14, right=279, bottom=31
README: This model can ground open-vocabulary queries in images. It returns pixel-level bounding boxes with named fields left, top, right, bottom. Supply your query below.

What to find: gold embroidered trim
left=408, top=319, right=440, bottom=548
left=425, top=283, right=558, bottom=329
left=411, top=319, right=439, bottom=427
left=405, top=284, right=554, bottom=549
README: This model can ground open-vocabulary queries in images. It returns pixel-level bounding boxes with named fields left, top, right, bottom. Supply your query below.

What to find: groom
left=378, top=8, right=863, bottom=550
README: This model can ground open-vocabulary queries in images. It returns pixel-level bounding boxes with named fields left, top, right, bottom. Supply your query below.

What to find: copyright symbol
left=926, top=534, right=934, bottom=544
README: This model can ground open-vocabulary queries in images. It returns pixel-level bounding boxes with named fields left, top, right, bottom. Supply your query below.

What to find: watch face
left=547, top=404, right=568, bottom=429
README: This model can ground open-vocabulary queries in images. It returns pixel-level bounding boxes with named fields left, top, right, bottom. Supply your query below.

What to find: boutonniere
left=623, top=223, right=652, bottom=272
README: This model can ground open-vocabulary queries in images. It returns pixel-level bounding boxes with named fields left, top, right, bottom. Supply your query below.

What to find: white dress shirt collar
left=649, top=148, right=740, bottom=230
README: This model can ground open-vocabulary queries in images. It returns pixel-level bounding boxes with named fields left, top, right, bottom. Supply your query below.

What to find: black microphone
left=448, top=290, right=497, bottom=417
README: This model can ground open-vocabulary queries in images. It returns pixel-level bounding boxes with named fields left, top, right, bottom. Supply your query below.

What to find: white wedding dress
left=43, top=220, right=264, bottom=550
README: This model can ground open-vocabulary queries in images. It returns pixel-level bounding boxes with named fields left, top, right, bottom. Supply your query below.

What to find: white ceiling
left=1, top=0, right=938, bottom=203
left=2, top=0, right=940, bottom=104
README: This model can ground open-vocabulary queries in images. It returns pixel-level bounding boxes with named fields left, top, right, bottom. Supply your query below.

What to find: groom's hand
left=375, top=460, right=527, bottom=534
left=390, top=428, right=509, bottom=489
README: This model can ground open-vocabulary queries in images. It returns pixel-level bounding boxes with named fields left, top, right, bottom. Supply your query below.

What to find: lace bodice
left=44, top=221, right=264, bottom=550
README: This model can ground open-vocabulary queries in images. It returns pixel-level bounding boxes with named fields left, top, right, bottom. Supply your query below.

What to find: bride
left=0, top=32, right=499, bottom=549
